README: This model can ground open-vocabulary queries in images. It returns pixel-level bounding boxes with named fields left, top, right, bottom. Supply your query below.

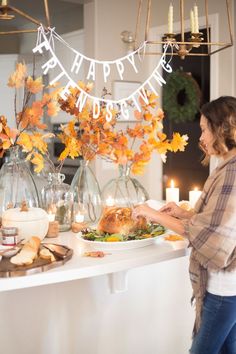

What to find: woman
left=132, top=96, right=236, bottom=354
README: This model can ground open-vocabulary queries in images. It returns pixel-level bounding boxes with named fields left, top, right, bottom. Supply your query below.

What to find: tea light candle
left=166, top=179, right=179, bottom=203
left=47, top=211, right=55, bottom=222
left=46, top=221, right=59, bottom=238
left=168, top=3, right=174, bottom=33
left=75, top=212, right=84, bottom=223
left=189, top=187, right=202, bottom=208
left=106, top=196, right=115, bottom=207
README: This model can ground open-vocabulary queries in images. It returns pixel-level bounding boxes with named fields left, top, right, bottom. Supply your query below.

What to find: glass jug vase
left=70, top=160, right=102, bottom=225
left=41, top=173, right=73, bottom=232
left=0, top=146, right=39, bottom=216
left=101, top=164, right=149, bottom=208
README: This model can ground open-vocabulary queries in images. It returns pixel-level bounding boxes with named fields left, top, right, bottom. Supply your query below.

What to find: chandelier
left=133, top=0, right=234, bottom=59
left=0, top=0, right=50, bottom=35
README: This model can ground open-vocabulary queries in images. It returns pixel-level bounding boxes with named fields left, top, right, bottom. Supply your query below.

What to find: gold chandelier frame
left=134, top=0, right=234, bottom=58
left=0, top=0, right=50, bottom=35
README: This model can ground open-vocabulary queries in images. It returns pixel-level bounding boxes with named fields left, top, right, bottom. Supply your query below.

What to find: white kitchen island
left=0, top=232, right=194, bottom=354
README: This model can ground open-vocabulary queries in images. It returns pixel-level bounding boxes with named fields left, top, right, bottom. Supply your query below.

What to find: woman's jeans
left=190, top=292, right=236, bottom=354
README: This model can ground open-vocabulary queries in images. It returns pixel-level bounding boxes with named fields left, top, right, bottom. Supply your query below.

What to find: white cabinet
left=0, top=54, right=18, bottom=128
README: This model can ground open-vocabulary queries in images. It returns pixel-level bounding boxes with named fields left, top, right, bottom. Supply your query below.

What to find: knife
left=41, top=243, right=69, bottom=259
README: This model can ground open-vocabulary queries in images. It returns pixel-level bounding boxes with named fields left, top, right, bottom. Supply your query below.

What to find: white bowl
left=2, top=207, right=49, bottom=241
left=0, top=245, right=20, bottom=258
left=2, top=247, right=20, bottom=258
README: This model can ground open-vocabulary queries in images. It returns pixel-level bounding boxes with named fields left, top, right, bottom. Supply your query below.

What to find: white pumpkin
left=2, top=207, right=49, bottom=241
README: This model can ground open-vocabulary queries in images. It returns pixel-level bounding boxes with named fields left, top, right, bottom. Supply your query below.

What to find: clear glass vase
left=31, top=160, right=55, bottom=207
left=0, top=146, right=39, bottom=216
left=41, top=173, right=73, bottom=232
left=101, top=164, right=149, bottom=208
left=70, top=160, right=102, bottom=225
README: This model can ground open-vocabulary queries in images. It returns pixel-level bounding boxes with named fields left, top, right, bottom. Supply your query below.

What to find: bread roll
left=97, top=207, right=147, bottom=235
left=39, top=248, right=56, bottom=262
left=10, top=236, right=41, bottom=266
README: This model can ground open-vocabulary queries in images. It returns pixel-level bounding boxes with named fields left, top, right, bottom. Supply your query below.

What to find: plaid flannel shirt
left=184, top=153, right=236, bottom=335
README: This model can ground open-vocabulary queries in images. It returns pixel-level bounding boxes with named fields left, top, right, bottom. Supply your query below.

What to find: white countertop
left=0, top=232, right=189, bottom=293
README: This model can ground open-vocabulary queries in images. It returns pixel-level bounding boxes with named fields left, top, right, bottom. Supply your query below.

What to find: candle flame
left=106, top=196, right=115, bottom=206
left=75, top=212, right=84, bottom=223
left=170, top=179, right=175, bottom=188
left=47, top=211, right=55, bottom=222
left=194, top=187, right=198, bottom=191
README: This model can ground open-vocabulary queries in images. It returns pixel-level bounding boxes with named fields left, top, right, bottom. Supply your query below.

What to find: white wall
left=84, top=1, right=163, bottom=199
left=0, top=55, right=18, bottom=128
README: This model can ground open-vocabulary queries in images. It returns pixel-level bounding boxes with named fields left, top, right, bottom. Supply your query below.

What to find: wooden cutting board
left=0, top=244, right=73, bottom=278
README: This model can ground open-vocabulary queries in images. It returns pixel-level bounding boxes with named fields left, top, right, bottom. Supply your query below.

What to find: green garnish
left=81, top=223, right=165, bottom=242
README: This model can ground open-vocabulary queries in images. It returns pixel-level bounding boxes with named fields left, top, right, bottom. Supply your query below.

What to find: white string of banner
left=33, top=25, right=173, bottom=121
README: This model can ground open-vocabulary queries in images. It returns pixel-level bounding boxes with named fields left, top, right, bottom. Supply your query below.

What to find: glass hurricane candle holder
left=41, top=173, right=73, bottom=232
left=0, top=146, right=39, bottom=216
left=71, top=160, right=102, bottom=225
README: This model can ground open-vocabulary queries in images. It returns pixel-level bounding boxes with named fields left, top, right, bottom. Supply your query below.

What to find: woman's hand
left=158, top=202, right=182, bottom=217
left=132, top=202, right=187, bottom=235
left=159, top=202, right=193, bottom=219
left=132, top=204, right=154, bottom=221
left=132, top=202, right=185, bottom=222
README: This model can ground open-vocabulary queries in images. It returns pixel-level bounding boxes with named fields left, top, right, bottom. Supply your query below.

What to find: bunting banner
left=33, top=25, right=173, bottom=121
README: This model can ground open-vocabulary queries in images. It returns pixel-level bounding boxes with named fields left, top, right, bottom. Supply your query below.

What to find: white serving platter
left=77, top=232, right=165, bottom=251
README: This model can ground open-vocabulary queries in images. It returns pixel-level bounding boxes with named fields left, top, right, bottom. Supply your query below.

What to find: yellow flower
left=26, top=76, right=44, bottom=94
left=30, top=152, right=45, bottom=174
left=58, top=86, right=189, bottom=176
left=47, top=101, right=60, bottom=117
left=106, top=236, right=121, bottom=242
left=171, top=133, right=189, bottom=152
left=1, top=62, right=61, bottom=172
left=17, top=132, right=33, bottom=152
left=7, top=63, right=27, bottom=88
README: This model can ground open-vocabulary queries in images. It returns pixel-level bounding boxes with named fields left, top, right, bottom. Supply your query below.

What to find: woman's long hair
left=200, top=96, right=236, bottom=164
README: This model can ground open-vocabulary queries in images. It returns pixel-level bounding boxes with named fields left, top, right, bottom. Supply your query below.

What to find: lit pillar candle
left=190, top=9, right=195, bottom=33
left=168, top=3, right=173, bottom=34
left=48, top=211, right=55, bottom=222
left=193, top=4, right=199, bottom=33
left=75, top=212, right=85, bottom=223
left=106, top=196, right=115, bottom=207
left=189, top=187, right=202, bottom=208
left=166, top=179, right=179, bottom=203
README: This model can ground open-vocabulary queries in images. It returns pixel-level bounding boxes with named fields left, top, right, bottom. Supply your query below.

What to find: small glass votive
left=72, top=205, right=87, bottom=232
left=71, top=222, right=87, bottom=233
left=46, top=221, right=59, bottom=238
left=47, top=212, right=55, bottom=222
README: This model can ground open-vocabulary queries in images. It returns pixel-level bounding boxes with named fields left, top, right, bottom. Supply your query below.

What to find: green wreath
left=163, top=70, right=201, bottom=123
